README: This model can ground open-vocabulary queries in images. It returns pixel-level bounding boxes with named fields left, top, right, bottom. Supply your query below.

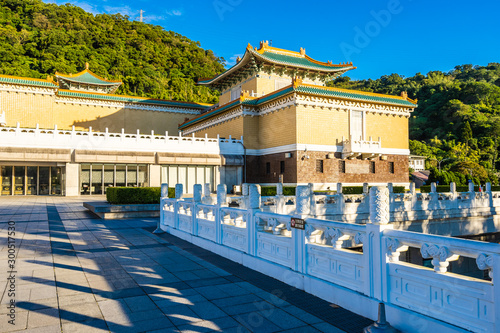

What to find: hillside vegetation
left=0, top=0, right=224, bottom=103
left=330, top=64, right=500, bottom=185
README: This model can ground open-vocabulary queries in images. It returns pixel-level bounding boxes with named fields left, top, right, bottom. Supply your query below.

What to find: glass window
left=339, top=160, right=346, bottom=174
left=27, top=166, right=37, bottom=195
left=178, top=166, right=187, bottom=189
left=205, top=167, right=213, bottom=189
left=350, top=110, right=363, bottom=141
left=168, top=166, right=178, bottom=187
left=196, top=166, right=205, bottom=186
left=91, top=164, right=103, bottom=194
left=316, top=160, right=324, bottom=173
left=39, top=167, right=50, bottom=195
left=138, top=165, right=148, bottom=187
left=80, top=164, right=90, bottom=195
left=280, top=161, right=285, bottom=174
left=389, top=162, right=395, bottom=174
left=161, top=166, right=168, bottom=185
left=1, top=166, right=12, bottom=195
left=116, top=164, right=126, bottom=187
left=266, top=162, right=271, bottom=174
left=51, top=167, right=62, bottom=195
left=14, top=166, right=25, bottom=195
left=370, top=161, right=376, bottom=174
left=187, top=166, right=196, bottom=193
left=230, top=85, right=241, bottom=101
left=127, top=165, right=137, bottom=187
left=104, top=164, right=115, bottom=193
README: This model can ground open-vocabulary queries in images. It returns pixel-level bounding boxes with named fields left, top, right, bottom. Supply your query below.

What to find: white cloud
left=103, top=5, right=134, bottom=16
left=226, top=53, right=244, bottom=67
left=166, top=9, right=182, bottom=16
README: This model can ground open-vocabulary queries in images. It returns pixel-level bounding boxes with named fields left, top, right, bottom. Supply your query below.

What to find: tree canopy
left=330, top=64, right=500, bottom=185
left=0, top=0, right=225, bottom=103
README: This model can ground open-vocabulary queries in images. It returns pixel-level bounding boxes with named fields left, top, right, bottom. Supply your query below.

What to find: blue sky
left=45, top=0, right=500, bottom=80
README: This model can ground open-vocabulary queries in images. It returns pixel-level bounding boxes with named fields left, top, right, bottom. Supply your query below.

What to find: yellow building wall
left=365, top=113, right=409, bottom=149
left=193, top=116, right=244, bottom=140
left=296, top=105, right=348, bottom=146
left=219, top=77, right=258, bottom=105
left=253, top=107, right=297, bottom=149
left=1, top=90, right=56, bottom=128
left=1, top=90, right=196, bottom=134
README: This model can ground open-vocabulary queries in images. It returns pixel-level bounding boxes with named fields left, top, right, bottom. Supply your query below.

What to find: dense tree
left=331, top=63, right=500, bottom=184
left=0, top=0, right=225, bottom=103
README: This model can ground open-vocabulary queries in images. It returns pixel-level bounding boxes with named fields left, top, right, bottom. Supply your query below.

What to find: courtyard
left=0, top=197, right=371, bottom=333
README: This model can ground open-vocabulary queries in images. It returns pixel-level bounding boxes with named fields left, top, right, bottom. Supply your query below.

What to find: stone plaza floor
left=0, top=196, right=373, bottom=333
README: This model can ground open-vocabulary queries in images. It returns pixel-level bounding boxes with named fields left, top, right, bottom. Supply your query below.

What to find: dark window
left=266, top=162, right=271, bottom=174
left=339, top=160, right=346, bottom=173
left=280, top=161, right=285, bottom=174
left=316, top=160, right=324, bottom=173
left=370, top=161, right=375, bottom=174
left=389, top=162, right=395, bottom=174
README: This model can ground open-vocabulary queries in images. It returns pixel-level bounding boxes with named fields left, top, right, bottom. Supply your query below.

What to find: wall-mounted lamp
left=302, top=147, right=310, bottom=160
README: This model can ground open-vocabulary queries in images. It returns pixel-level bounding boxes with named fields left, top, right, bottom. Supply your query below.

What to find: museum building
left=0, top=42, right=417, bottom=196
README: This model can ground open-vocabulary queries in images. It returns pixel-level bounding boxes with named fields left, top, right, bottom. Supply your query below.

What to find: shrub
left=420, top=185, right=479, bottom=193
left=106, top=187, right=174, bottom=204
left=260, top=186, right=296, bottom=196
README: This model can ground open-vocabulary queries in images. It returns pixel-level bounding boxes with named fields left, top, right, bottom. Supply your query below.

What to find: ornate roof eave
left=197, top=43, right=356, bottom=89
left=55, top=64, right=122, bottom=86
left=0, top=74, right=58, bottom=88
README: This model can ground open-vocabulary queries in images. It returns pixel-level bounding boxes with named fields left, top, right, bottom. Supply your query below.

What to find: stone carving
left=354, top=232, right=365, bottom=245
left=421, top=244, right=459, bottom=273
left=325, top=227, right=350, bottom=249
left=175, top=184, right=183, bottom=199
left=217, top=184, right=227, bottom=206
left=296, top=185, right=311, bottom=215
left=249, top=184, right=261, bottom=209
left=193, top=184, right=202, bottom=203
left=386, top=238, right=409, bottom=262
left=369, top=186, right=389, bottom=225
left=476, top=253, right=494, bottom=279
left=161, top=183, right=169, bottom=198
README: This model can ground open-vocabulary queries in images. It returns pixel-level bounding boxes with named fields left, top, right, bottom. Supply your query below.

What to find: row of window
left=1, top=166, right=63, bottom=196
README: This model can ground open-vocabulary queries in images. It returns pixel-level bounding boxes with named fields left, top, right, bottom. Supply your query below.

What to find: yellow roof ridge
left=299, top=83, right=418, bottom=104
left=55, top=67, right=122, bottom=84
left=57, top=89, right=212, bottom=106
left=0, top=74, right=57, bottom=85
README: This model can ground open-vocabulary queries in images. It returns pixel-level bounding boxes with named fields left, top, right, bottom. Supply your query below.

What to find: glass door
left=14, top=166, right=25, bottom=195
left=104, top=164, right=114, bottom=193
left=39, top=167, right=50, bottom=195
left=51, top=167, right=62, bottom=195
left=27, top=167, right=37, bottom=195
left=1, top=166, right=12, bottom=195
left=127, top=165, right=137, bottom=187
left=116, top=165, right=126, bottom=187
left=91, top=164, right=103, bottom=194
left=80, top=164, right=90, bottom=195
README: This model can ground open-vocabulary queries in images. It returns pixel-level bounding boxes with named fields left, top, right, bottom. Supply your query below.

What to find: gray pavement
left=0, top=196, right=371, bottom=332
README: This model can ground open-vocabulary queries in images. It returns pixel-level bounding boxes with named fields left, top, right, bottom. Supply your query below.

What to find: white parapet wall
left=0, top=123, right=244, bottom=155
left=159, top=183, right=500, bottom=333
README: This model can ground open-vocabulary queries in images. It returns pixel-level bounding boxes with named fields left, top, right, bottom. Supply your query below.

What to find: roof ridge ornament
left=300, top=47, right=306, bottom=56
left=85, top=62, right=90, bottom=70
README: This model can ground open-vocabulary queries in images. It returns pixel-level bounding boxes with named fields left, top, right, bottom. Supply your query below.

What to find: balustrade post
left=154, top=183, right=169, bottom=234
left=193, top=184, right=202, bottom=236
left=174, top=184, right=183, bottom=229
left=242, top=183, right=249, bottom=209
left=449, top=182, right=458, bottom=209
left=336, top=183, right=345, bottom=215
left=216, top=184, right=227, bottom=244
left=308, top=183, right=316, bottom=217
left=365, top=186, right=393, bottom=302
left=203, top=183, right=212, bottom=205
left=486, top=182, right=494, bottom=209
left=293, top=185, right=311, bottom=273
left=430, top=182, right=439, bottom=210
left=276, top=183, right=285, bottom=214
left=363, top=183, right=369, bottom=195
left=247, top=184, right=261, bottom=256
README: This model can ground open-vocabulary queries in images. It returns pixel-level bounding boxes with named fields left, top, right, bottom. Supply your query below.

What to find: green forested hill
left=0, top=0, right=225, bottom=103
left=330, top=64, right=500, bottom=184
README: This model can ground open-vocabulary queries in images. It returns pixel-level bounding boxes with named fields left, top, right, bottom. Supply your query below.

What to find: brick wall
left=246, top=150, right=409, bottom=184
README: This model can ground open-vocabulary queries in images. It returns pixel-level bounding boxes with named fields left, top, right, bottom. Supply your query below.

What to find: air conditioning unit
left=285, top=152, right=292, bottom=158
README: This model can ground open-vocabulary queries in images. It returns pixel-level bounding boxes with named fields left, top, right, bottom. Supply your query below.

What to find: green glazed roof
left=57, top=90, right=209, bottom=109
left=256, top=51, right=352, bottom=71
left=296, top=85, right=417, bottom=107
left=0, top=76, right=58, bottom=88
left=56, top=71, right=121, bottom=86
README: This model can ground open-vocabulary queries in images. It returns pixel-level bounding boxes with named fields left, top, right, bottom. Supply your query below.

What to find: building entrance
left=0, top=165, right=63, bottom=196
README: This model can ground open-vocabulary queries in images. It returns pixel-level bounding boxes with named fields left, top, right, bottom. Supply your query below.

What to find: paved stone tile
left=0, top=197, right=370, bottom=333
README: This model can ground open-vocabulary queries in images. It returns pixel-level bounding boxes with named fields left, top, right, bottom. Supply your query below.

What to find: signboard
left=290, top=218, right=305, bottom=230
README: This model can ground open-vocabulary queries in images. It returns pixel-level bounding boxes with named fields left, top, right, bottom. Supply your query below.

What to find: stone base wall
left=246, top=150, right=409, bottom=184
